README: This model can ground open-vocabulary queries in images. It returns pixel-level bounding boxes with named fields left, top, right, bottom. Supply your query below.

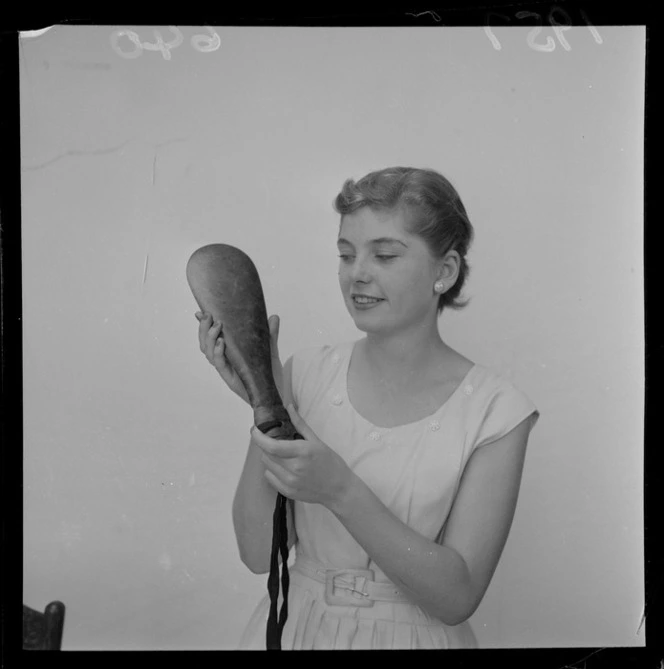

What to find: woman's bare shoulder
left=436, top=346, right=476, bottom=383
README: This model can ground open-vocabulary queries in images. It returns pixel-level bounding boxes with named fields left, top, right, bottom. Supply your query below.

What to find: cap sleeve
left=288, top=344, right=332, bottom=414
left=473, top=379, right=540, bottom=451
left=281, top=354, right=295, bottom=409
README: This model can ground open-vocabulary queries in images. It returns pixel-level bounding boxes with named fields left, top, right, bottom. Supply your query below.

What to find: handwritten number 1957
left=484, top=7, right=603, bottom=52
left=110, top=26, right=220, bottom=60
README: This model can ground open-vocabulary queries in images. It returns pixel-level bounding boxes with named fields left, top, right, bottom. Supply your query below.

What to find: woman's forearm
left=232, top=437, right=291, bottom=574
left=328, top=474, right=475, bottom=625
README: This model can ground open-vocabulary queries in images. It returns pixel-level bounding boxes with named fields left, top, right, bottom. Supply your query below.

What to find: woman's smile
left=352, top=297, right=384, bottom=310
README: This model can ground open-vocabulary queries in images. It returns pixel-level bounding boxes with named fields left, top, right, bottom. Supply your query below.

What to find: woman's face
left=337, top=207, right=442, bottom=335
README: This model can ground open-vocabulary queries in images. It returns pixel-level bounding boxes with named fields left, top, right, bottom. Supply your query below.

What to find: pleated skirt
left=238, top=566, right=478, bottom=650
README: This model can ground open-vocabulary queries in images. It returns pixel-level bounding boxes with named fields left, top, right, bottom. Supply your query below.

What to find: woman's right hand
left=196, top=311, right=284, bottom=406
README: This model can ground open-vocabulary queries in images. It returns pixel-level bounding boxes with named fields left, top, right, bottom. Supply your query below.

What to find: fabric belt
left=292, top=556, right=412, bottom=607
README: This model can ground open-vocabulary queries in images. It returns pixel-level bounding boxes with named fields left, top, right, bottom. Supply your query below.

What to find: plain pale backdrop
left=20, top=25, right=644, bottom=649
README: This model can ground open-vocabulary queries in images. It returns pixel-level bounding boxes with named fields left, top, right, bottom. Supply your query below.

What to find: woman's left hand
left=252, top=404, right=356, bottom=509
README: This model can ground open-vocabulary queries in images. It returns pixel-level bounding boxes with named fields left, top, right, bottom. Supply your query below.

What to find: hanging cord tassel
left=277, top=492, right=290, bottom=631
left=259, top=421, right=304, bottom=650
left=266, top=492, right=288, bottom=650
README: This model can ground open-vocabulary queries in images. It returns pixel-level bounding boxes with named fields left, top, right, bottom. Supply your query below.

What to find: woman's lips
left=352, top=296, right=384, bottom=309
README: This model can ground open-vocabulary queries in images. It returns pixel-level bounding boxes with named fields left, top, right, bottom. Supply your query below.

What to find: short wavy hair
left=333, top=167, right=474, bottom=313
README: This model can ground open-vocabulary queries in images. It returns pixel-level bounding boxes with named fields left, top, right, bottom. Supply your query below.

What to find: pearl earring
left=434, top=280, right=445, bottom=293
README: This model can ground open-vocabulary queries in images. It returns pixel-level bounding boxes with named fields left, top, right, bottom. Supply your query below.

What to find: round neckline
left=341, top=340, right=477, bottom=431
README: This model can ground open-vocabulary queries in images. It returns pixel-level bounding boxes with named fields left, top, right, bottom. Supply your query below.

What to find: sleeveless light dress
left=239, top=340, right=539, bottom=650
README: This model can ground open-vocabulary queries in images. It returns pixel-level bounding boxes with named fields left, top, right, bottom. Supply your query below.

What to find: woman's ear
left=437, top=250, right=461, bottom=285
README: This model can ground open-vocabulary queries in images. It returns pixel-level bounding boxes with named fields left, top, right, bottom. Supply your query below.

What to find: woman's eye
left=337, top=254, right=397, bottom=262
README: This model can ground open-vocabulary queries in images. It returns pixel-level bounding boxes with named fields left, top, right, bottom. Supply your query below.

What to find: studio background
left=20, top=25, right=644, bottom=649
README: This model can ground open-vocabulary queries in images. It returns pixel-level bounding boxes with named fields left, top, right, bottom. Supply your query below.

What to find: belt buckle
left=324, top=569, right=375, bottom=607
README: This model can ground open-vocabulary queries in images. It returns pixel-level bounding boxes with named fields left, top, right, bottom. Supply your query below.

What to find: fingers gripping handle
left=256, top=418, right=301, bottom=441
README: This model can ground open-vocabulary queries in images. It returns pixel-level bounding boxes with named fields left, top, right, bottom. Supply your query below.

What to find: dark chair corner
left=23, top=600, right=66, bottom=650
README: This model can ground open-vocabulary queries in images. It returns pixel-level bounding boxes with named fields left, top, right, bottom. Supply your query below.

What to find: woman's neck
left=359, top=328, right=451, bottom=384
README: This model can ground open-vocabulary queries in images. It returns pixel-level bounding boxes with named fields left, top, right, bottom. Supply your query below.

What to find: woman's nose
left=349, top=257, right=372, bottom=283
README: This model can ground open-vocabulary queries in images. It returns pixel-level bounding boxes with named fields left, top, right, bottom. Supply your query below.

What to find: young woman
left=196, top=167, right=539, bottom=649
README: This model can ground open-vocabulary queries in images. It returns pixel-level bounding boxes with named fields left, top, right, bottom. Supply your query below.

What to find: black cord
left=266, top=493, right=285, bottom=650
left=261, top=424, right=304, bottom=650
